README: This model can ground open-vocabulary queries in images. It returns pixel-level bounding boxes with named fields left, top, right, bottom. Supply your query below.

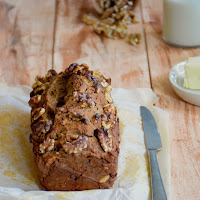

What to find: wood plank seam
left=140, top=0, right=153, bottom=90
left=52, top=0, right=58, bottom=69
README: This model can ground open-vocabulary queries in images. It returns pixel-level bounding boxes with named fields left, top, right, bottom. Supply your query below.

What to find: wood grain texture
left=0, top=0, right=55, bottom=86
left=53, top=0, right=150, bottom=88
left=141, top=0, right=200, bottom=199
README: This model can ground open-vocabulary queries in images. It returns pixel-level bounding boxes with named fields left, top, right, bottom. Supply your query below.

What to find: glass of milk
left=163, top=0, right=200, bottom=47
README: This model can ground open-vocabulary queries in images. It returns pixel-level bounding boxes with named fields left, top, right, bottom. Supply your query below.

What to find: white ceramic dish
left=169, top=60, right=200, bottom=106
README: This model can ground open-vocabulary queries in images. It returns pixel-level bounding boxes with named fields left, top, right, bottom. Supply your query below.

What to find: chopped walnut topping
left=66, top=63, right=90, bottom=74
left=34, top=82, right=50, bottom=94
left=81, top=63, right=89, bottom=68
left=69, top=134, right=79, bottom=140
left=63, top=136, right=88, bottom=154
left=31, top=69, right=57, bottom=97
left=56, top=133, right=80, bottom=145
left=66, top=111, right=90, bottom=125
left=32, top=81, right=43, bottom=89
left=32, top=107, right=45, bottom=121
left=35, top=69, right=57, bottom=83
left=102, top=121, right=111, bottom=129
left=105, top=85, right=112, bottom=93
left=45, top=69, right=57, bottom=81
left=83, top=76, right=94, bottom=87
left=101, top=80, right=109, bottom=88
left=99, top=175, right=110, bottom=183
left=83, top=76, right=94, bottom=86
left=29, top=95, right=41, bottom=107
left=103, top=104, right=116, bottom=114
left=92, top=71, right=102, bottom=79
left=105, top=92, right=113, bottom=103
left=39, top=138, right=54, bottom=153
left=31, top=119, right=52, bottom=136
left=96, top=128, right=112, bottom=152
left=73, top=92, right=95, bottom=107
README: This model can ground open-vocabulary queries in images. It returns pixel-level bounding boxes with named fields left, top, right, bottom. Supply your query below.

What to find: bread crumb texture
left=0, top=105, right=39, bottom=186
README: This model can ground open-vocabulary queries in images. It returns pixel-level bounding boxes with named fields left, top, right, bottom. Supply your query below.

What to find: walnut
left=103, top=104, right=116, bottom=114
left=102, top=121, right=111, bottom=129
left=73, top=92, right=95, bottom=108
left=83, top=0, right=141, bottom=45
left=105, top=85, right=112, bottom=93
left=45, top=69, right=57, bottom=81
left=128, top=33, right=142, bottom=45
left=99, top=175, right=110, bottom=183
left=63, top=136, right=88, bottom=154
left=92, top=71, right=102, bottom=79
left=83, top=76, right=94, bottom=86
left=57, top=133, right=80, bottom=145
left=34, top=82, right=50, bottom=94
left=32, top=81, right=42, bottom=89
left=101, top=80, right=109, bottom=88
left=69, top=134, right=79, bottom=140
left=32, top=119, right=52, bottom=135
left=29, top=95, right=41, bottom=107
left=39, top=138, right=54, bottom=153
left=32, top=107, right=45, bottom=121
left=105, top=92, right=113, bottom=103
left=81, top=63, right=89, bottom=69
left=66, top=111, right=89, bottom=125
left=97, top=129, right=112, bottom=152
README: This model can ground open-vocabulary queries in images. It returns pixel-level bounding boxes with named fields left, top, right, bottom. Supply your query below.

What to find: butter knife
left=140, top=106, right=167, bottom=200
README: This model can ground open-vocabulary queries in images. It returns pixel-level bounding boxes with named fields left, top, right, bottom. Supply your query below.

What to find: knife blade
left=140, top=106, right=167, bottom=200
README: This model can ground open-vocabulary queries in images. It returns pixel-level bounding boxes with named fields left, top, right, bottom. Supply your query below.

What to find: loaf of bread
left=29, top=63, right=120, bottom=191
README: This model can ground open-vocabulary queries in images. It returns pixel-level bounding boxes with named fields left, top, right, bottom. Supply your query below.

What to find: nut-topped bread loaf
left=29, top=63, right=120, bottom=191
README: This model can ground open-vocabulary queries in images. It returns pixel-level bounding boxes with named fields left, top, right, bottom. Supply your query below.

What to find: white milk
left=163, top=0, right=200, bottom=47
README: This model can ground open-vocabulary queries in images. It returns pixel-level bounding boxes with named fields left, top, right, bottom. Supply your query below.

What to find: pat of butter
left=184, top=57, right=200, bottom=89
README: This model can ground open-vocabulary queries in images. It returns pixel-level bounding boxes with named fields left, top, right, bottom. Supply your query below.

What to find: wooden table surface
left=0, top=0, right=200, bottom=199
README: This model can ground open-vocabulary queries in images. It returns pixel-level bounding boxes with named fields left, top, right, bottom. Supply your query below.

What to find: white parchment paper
left=0, top=84, right=171, bottom=200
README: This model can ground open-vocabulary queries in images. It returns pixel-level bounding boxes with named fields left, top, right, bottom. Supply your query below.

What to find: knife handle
left=149, top=150, right=167, bottom=200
